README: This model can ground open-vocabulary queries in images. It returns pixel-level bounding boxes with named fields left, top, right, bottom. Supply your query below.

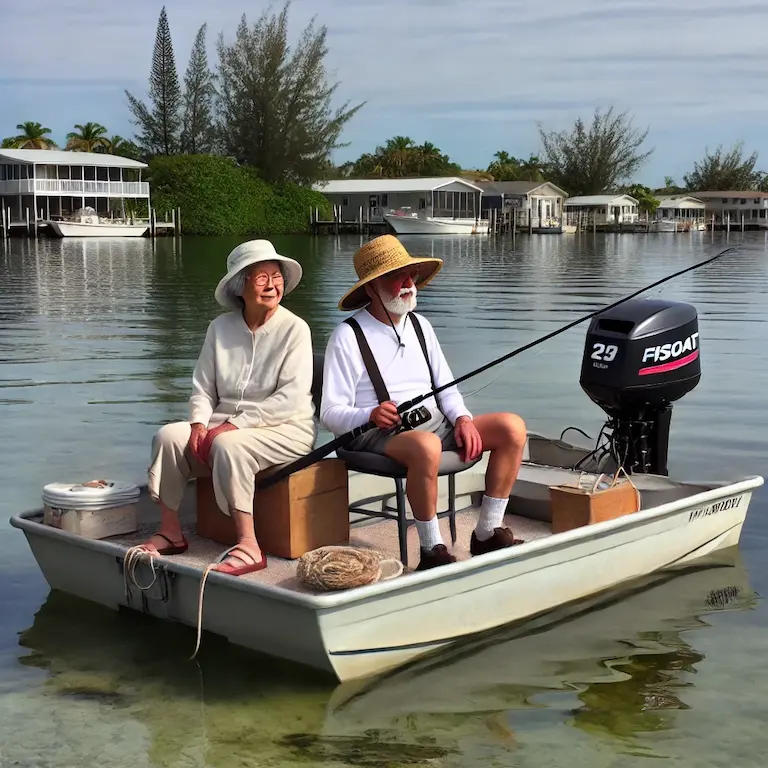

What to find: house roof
left=476, top=180, right=568, bottom=197
left=0, top=148, right=147, bottom=169
left=312, top=176, right=483, bottom=194
left=656, top=196, right=706, bottom=208
left=688, top=190, right=768, bottom=198
left=565, top=194, right=639, bottom=205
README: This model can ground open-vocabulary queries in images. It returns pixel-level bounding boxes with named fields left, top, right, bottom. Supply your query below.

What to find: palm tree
left=65, top=122, right=110, bottom=152
left=4, top=122, right=57, bottom=149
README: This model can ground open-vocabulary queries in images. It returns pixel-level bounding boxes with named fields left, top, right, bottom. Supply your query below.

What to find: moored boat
left=45, top=207, right=148, bottom=238
left=384, top=210, right=489, bottom=235
left=9, top=295, right=764, bottom=683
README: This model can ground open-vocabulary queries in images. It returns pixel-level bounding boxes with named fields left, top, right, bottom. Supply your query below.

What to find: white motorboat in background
left=45, top=207, right=149, bottom=238
left=384, top=208, right=488, bottom=235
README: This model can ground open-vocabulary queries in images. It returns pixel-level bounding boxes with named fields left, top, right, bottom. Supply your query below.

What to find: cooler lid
left=42, top=479, right=140, bottom=509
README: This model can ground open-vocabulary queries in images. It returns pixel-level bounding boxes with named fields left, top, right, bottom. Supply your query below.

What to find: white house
left=311, top=176, right=484, bottom=223
left=476, top=181, right=568, bottom=228
left=654, top=195, right=707, bottom=224
left=564, top=194, right=640, bottom=224
left=0, top=148, right=149, bottom=223
left=688, top=190, right=768, bottom=228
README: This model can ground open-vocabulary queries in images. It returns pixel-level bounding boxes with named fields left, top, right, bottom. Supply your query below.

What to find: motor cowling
left=579, top=298, right=701, bottom=475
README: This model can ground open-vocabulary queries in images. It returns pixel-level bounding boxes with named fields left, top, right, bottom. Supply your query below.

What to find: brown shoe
left=415, top=544, right=457, bottom=571
left=470, top=527, right=524, bottom=557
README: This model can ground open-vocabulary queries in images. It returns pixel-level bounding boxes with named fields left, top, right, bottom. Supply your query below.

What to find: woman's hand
left=453, top=416, right=483, bottom=462
left=371, top=401, right=401, bottom=430
left=198, top=422, right=239, bottom=464
left=188, top=422, right=208, bottom=463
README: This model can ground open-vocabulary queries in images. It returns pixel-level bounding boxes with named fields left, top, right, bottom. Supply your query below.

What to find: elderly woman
left=141, top=239, right=317, bottom=576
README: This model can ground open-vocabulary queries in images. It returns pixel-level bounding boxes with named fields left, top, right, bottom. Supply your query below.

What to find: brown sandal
left=146, top=532, right=189, bottom=555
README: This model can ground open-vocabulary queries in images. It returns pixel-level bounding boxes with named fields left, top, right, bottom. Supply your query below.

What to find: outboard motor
left=579, top=298, right=701, bottom=475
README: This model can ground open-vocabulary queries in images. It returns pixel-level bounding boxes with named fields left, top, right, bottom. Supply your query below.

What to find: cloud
left=2, top=0, right=767, bottom=185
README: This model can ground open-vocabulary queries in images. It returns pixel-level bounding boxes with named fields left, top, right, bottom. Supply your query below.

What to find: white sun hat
left=214, top=239, right=303, bottom=310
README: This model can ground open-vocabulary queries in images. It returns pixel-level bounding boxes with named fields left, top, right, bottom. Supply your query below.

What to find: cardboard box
left=549, top=472, right=641, bottom=534
left=196, top=458, right=350, bottom=559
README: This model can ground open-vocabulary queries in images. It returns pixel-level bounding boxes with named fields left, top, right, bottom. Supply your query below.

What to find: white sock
left=414, top=516, right=443, bottom=551
left=474, top=495, right=509, bottom=540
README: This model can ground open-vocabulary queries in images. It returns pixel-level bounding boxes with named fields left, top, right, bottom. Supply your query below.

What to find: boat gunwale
left=9, top=473, right=763, bottom=609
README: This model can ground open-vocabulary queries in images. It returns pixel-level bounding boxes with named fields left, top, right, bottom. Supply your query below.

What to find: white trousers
left=147, top=420, right=316, bottom=515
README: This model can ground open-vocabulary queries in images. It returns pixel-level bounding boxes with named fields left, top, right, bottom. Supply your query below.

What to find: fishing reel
left=399, top=406, right=432, bottom=431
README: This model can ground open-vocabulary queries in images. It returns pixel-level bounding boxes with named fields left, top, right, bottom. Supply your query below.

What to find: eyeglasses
left=250, top=271, right=284, bottom=287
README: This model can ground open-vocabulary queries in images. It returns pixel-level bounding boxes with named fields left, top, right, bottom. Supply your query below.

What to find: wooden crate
left=196, top=458, right=350, bottom=559
left=549, top=474, right=641, bottom=534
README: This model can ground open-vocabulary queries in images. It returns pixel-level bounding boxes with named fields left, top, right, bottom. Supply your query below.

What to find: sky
left=2, top=0, right=768, bottom=187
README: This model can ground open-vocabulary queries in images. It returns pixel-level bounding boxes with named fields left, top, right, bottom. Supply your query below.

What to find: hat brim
left=214, top=254, right=303, bottom=311
left=338, top=257, right=443, bottom=311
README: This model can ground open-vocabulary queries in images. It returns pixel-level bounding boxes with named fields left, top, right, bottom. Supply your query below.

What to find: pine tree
left=215, top=2, right=364, bottom=185
left=180, top=23, right=215, bottom=154
left=125, top=6, right=183, bottom=156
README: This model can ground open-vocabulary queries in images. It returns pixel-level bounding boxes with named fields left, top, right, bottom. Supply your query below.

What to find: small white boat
left=45, top=207, right=148, bottom=238
left=10, top=442, right=762, bottom=684
left=652, top=218, right=681, bottom=233
left=384, top=209, right=488, bottom=235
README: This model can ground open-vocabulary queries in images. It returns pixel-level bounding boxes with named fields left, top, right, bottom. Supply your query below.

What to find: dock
left=309, top=205, right=389, bottom=236
left=1, top=205, right=180, bottom=239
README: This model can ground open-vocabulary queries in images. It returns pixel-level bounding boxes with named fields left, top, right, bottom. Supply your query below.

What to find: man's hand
left=187, top=422, right=209, bottom=463
left=370, top=401, right=401, bottom=430
left=198, top=422, right=239, bottom=464
left=454, top=416, right=483, bottom=462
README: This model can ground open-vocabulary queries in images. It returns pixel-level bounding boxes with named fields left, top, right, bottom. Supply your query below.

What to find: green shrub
left=147, top=155, right=333, bottom=236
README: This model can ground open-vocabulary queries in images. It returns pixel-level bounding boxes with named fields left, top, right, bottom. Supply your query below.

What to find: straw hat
left=338, top=235, right=443, bottom=311
left=214, top=240, right=303, bottom=310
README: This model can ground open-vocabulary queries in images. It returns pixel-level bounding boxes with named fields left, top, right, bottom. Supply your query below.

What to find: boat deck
left=35, top=449, right=723, bottom=596
left=106, top=492, right=552, bottom=594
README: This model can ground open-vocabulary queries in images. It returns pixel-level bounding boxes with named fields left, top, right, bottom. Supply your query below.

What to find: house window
left=381, top=194, right=388, bottom=206
left=419, top=198, right=426, bottom=209
left=342, top=196, right=348, bottom=206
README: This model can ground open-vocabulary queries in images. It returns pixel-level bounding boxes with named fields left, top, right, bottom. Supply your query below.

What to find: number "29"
left=591, top=342, right=618, bottom=361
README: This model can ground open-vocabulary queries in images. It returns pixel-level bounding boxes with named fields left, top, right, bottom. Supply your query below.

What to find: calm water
left=1, top=231, right=768, bottom=767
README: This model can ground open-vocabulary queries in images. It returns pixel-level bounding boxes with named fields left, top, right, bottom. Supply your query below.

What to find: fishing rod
left=257, top=245, right=737, bottom=489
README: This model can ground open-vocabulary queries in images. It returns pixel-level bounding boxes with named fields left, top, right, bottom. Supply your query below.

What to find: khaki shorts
left=345, top=413, right=459, bottom=455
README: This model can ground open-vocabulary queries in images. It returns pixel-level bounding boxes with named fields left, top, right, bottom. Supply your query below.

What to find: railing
left=0, top=179, right=149, bottom=196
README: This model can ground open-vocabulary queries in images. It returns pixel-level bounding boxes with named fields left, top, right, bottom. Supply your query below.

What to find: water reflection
left=9, top=547, right=756, bottom=766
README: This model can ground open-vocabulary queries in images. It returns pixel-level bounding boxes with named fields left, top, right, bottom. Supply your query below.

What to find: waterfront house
left=0, top=148, right=149, bottom=223
left=476, top=181, right=568, bottom=227
left=687, top=190, right=768, bottom=228
left=563, top=194, right=640, bottom=225
left=312, top=176, right=484, bottom=223
left=654, top=195, right=707, bottom=226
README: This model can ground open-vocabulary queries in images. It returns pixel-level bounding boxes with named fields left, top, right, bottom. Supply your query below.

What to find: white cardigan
left=320, top=308, right=472, bottom=436
left=188, top=305, right=316, bottom=432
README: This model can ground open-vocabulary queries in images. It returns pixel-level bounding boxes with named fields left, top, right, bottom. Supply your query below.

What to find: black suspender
left=343, top=313, right=443, bottom=414
left=408, top=313, right=443, bottom=413
left=344, top=317, right=391, bottom=404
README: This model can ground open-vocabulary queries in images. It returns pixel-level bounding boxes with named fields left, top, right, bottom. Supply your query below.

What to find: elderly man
left=320, top=234, right=527, bottom=571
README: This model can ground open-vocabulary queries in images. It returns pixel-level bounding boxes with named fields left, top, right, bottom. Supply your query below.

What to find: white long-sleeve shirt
left=188, top=305, right=316, bottom=436
left=320, top=308, right=472, bottom=436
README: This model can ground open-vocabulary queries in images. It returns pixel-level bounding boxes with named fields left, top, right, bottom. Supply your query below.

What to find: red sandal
left=212, top=545, right=267, bottom=576
left=145, top=532, right=189, bottom=556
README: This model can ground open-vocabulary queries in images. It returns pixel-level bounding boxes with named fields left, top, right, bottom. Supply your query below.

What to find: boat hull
left=46, top=220, right=149, bottom=238
left=10, top=468, right=762, bottom=683
left=384, top=213, right=489, bottom=235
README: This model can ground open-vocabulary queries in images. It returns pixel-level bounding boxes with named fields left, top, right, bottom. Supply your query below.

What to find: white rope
left=122, top=545, right=159, bottom=601
left=190, top=563, right=216, bottom=661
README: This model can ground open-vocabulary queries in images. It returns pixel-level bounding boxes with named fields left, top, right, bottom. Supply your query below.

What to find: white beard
left=379, top=286, right=417, bottom=315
